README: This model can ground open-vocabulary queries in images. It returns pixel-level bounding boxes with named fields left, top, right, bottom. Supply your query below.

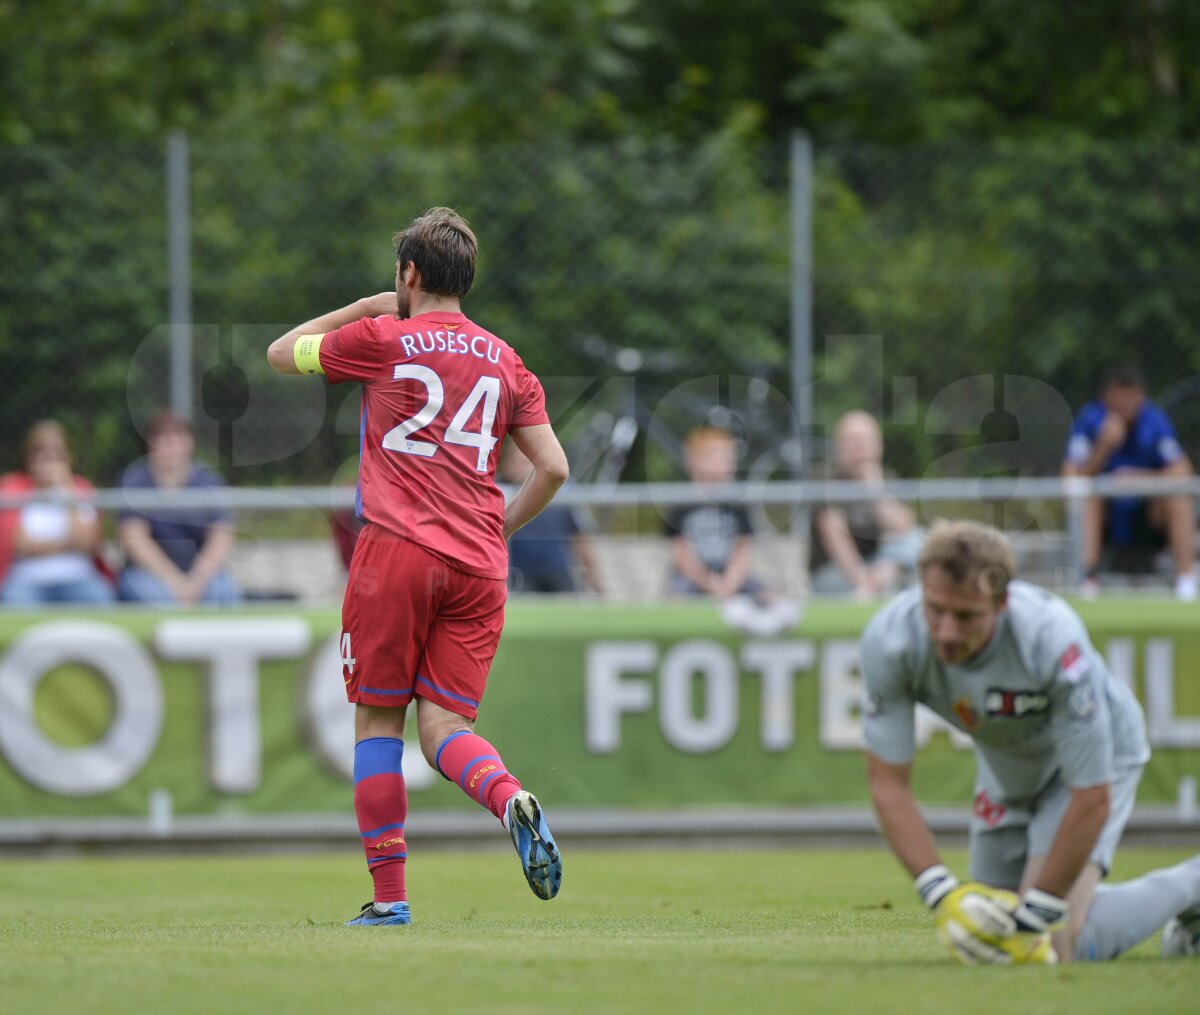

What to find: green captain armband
left=294, top=333, right=326, bottom=375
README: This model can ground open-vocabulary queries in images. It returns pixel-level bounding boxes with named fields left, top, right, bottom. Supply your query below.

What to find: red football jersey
left=319, top=310, right=548, bottom=579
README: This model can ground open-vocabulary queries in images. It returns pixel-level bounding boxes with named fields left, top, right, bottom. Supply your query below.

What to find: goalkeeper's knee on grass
left=914, top=865, right=1058, bottom=966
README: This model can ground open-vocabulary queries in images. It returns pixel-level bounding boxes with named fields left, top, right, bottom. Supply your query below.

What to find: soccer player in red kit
left=268, top=208, right=568, bottom=925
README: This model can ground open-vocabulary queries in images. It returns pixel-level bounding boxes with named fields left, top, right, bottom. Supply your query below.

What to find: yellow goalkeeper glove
left=915, top=865, right=1058, bottom=966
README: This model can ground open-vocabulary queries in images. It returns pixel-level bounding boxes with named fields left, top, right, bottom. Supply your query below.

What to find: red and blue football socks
left=434, top=730, right=522, bottom=822
left=353, top=737, right=408, bottom=904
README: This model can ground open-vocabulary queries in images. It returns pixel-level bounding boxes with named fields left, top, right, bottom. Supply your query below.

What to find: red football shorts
left=341, top=524, right=507, bottom=720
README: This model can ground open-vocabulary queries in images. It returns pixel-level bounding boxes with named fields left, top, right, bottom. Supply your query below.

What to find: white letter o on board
left=658, top=640, right=738, bottom=754
left=0, top=622, right=163, bottom=796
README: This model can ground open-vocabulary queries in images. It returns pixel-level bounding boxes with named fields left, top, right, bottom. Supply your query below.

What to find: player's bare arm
left=999, top=784, right=1111, bottom=963
left=267, top=292, right=398, bottom=375
left=1027, top=783, right=1110, bottom=898
left=504, top=424, right=569, bottom=539
left=866, top=753, right=939, bottom=877
left=872, top=752, right=1059, bottom=965
left=866, top=752, right=1041, bottom=963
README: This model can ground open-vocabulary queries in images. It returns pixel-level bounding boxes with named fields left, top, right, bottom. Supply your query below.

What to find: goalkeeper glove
left=914, top=866, right=1058, bottom=966
left=1013, top=887, right=1070, bottom=934
left=914, top=864, right=960, bottom=910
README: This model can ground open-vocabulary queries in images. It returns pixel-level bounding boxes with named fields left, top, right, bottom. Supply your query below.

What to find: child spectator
left=665, top=426, right=762, bottom=598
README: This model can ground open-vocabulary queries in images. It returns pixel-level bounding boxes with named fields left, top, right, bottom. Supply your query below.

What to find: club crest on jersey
left=953, top=697, right=979, bottom=730
left=1067, top=680, right=1098, bottom=721
left=1059, top=644, right=1090, bottom=683
left=984, top=688, right=1049, bottom=718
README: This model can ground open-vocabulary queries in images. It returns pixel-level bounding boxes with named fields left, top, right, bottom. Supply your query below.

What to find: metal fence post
left=1065, top=477, right=1085, bottom=588
left=790, top=131, right=813, bottom=454
left=790, top=132, right=814, bottom=555
left=166, top=129, right=193, bottom=422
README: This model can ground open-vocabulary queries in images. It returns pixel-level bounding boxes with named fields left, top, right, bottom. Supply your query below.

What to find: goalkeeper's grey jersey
left=861, top=581, right=1149, bottom=800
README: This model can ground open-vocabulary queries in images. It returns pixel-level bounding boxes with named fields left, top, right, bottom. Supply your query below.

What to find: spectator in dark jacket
left=118, top=410, right=240, bottom=605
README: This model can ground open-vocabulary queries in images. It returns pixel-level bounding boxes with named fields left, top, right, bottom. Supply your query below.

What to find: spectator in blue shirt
left=117, top=410, right=240, bottom=605
left=1063, top=364, right=1196, bottom=600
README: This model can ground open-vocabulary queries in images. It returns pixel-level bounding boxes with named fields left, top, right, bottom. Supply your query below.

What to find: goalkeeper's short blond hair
left=917, top=520, right=1016, bottom=601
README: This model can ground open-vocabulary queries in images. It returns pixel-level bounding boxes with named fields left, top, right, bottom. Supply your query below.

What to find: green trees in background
left=1, top=0, right=1197, bottom=482
left=10, top=1, right=1196, bottom=145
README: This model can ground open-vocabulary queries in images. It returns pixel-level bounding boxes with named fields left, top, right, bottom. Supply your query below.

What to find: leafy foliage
left=1, top=1, right=1199, bottom=482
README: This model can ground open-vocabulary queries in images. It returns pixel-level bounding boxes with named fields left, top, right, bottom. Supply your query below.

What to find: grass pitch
left=1, top=846, right=1195, bottom=1014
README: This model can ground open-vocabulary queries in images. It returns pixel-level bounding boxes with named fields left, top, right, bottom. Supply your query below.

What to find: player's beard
left=935, top=641, right=967, bottom=664
left=396, top=283, right=410, bottom=319
left=935, top=625, right=995, bottom=664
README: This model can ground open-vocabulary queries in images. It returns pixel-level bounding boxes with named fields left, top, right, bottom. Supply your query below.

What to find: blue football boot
left=507, top=790, right=563, bottom=901
left=346, top=901, right=411, bottom=926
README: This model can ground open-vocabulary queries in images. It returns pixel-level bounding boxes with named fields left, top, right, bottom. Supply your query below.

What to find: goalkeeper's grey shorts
left=967, top=763, right=1143, bottom=889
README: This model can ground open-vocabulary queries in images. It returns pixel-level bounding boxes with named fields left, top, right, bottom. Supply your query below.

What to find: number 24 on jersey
left=382, top=366, right=500, bottom=473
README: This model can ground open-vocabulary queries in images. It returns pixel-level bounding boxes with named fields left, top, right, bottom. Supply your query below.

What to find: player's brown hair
left=393, top=207, right=477, bottom=298
left=917, top=519, right=1016, bottom=600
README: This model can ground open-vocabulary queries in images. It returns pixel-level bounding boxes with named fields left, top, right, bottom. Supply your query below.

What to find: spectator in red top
left=0, top=420, right=114, bottom=604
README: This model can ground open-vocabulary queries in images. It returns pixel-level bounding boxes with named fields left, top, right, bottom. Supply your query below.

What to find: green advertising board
left=0, top=601, right=1197, bottom=821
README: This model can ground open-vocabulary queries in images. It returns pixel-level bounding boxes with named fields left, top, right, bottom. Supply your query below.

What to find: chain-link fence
left=1, top=135, right=1198, bottom=570
left=811, top=141, right=1200, bottom=497
left=0, top=135, right=791, bottom=489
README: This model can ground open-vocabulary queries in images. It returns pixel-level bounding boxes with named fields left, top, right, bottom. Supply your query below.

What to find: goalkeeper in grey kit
left=862, top=519, right=1200, bottom=964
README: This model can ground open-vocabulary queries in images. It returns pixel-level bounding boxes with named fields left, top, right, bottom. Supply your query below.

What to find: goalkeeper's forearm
left=867, top=755, right=940, bottom=877
left=1030, top=783, right=1109, bottom=898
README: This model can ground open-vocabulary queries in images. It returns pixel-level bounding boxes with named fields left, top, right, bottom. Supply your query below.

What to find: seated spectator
left=0, top=420, right=115, bottom=604
left=118, top=410, right=240, bottom=605
left=665, top=426, right=763, bottom=598
left=809, top=411, right=921, bottom=599
left=1063, top=364, right=1196, bottom=600
left=500, top=442, right=602, bottom=594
